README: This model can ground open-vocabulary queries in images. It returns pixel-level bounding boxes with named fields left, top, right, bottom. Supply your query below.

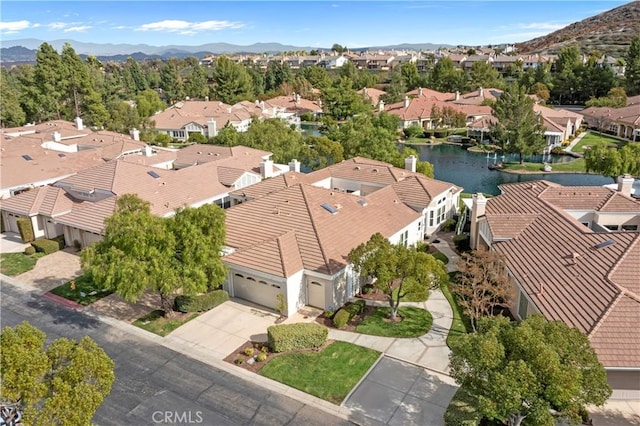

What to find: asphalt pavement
left=0, top=281, right=354, bottom=426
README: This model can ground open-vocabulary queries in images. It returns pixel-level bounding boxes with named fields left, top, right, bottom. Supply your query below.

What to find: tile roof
left=54, top=197, right=116, bottom=234
left=483, top=180, right=640, bottom=368
left=265, top=95, right=322, bottom=113
left=358, top=87, right=387, bottom=106
left=173, top=144, right=271, bottom=168
left=224, top=184, right=421, bottom=276
left=391, top=175, right=461, bottom=207
left=229, top=172, right=312, bottom=200
left=306, top=157, right=421, bottom=186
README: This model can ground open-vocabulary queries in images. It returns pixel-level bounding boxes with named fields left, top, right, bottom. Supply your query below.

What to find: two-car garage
left=232, top=273, right=282, bottom=310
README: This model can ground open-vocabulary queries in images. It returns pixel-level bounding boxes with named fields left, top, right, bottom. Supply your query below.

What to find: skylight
left=58, top=153, right=66, bottom=158
left=321, top=203, right=337, bottom=214
left=357, top=199, right=368, bottom=206
left=594, top=240, right=615, bottom=249
left=147, top=170, right=161, bottom=179
left=22, top=154, right=33, bottom=161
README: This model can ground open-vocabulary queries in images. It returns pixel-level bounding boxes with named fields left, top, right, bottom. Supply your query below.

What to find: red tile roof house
left=357, top=87, right=387, bottom=107
left=222, top=156, right=462, bottom=315
left=580, top=95, right=640, bottom=142
left=466, top=178, right=640, bottom=397
left=0, top=145, right=287, bottom=248
left=0, top=119, right=152, bottom=200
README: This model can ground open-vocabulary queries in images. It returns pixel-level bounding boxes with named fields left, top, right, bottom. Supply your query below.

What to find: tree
left=380, top=69, right=407, bottom=104
left=585, top=87, right=627, bottom=108
left=135, top=88, right=166, bottom=120
left=184, top=64, right=209, bottom=99
left=1, top=322, right=115, bottom=425
left=33, top=42, right=66, bottom=121
left=212, top=56, right=253, bottom=104
left=491, top=83, right=546, bottom=164
left=322, top=76, right=369, bottom=120
left=265, top=61, right=293, bottom=93
left=468, top=61, right=504, bottom=90
left=331, top=43, right=347, bottom=54
left=430, top=57, right=467, bottom=93
left=300, top=65, right=331, bottom=90
left=348, top=233, right=448, bottom=320
left=450, top=315, right=611, bottom=426
left=239, top=118, right=304, bottom=163
left=160, top=60, right=185, bottom=104
left=0, top=68, right=26, bottom=127
left=61, top=43, right=92, bottom=118
left=300, top=135, right=344, bottom=170
left=81, top=194, right=227, bottom=317
left=584, top=144, right=640, bottom=180
left=623, top=34, right=640, bottom=96
left=400, top=62, right=420, bottom=90
left=451, top=250, right=512, bottom=331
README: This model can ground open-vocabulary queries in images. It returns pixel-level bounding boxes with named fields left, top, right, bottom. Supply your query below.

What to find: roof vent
left=357, top=199, right=367, bottom=206
left=355, top=166, right=361, bottom=170
left=22, top=154, right=33, bottom=161
left=321, top=203, right=338, bottom=214
left=197, top=151, right=202, bottom=154
left=373, top=168, right=379, bottom=172
left=594, top=240, right=615, bottom=249
left=147, top=170, right=161, bottom=179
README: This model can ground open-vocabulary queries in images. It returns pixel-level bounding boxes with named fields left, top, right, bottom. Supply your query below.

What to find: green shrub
left=16, top=217, right=34, bottom=243
left=244, top=347, right=254, bottom=357
left=52, top=235, right=66, bottom=249
left=174, top=290, right=229, bottom=312
left=333, top=309, right=350, bottom=329
left=24, top=246, right=36, bottom=255
left=452, top=234, right=470, bottom=252
left=267, top=322, right=328, bottom=353
left=234, top=357, right=245, bottom=365
left=261, top=346, right=269, bottom=354
left=403, top=125, right=424, bottom=139
left=31, top=238, right=61, bottom=255
left=300, top=112, right=314, bottom=122
left=256, top=352, right=267, bottom=362
left=444, top=386, right=480, bottom=426
left=442, top=218, right=457, bottom=232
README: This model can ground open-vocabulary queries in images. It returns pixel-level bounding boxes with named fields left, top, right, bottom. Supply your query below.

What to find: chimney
left=288, top=159, right=300, bottom=173
left=418, top=87, right=423, bottom=97
left=207, top=119, right=217, bottom=138
left=479, top=86, right=484, bottom=98
left=144, top=145, right=153, bottom=157
left=404, top=155, right=417, bottom=173
left=260, top=158, right=274, bottom=178
left=295, top=94, right=301, bottom=104
left=469, top=193, right=487, bottom=249
left=74, top=116, right=84, bottom=130
left=617, top=174, right=634, bottom=197
left=205, top=96, right=209, bottom=102
left=403, top=96, right=410, bottom=108
left=363, top=87, right=368, bottom=96
left=378, top=100, right=385, bottom=112
left=53, top=131, right=61, bottom=142
left=455, top=91, right=460, bottom=101
left=226, top=107, right=232, bottom=114
left=130, top=128, right=140, bottom=141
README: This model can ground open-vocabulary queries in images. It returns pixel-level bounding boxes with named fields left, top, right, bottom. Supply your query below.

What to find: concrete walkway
left=563, top=130, right=588, bottom=152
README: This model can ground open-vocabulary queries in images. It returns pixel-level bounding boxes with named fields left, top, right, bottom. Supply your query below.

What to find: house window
left=173, top=130, right=186, bottom=138
left=621, top=225, right=638, bottom=231
left=604, top=225, right=618, bottom=231
left=399, top=230, right=408, bottom=247
left=429, top=210, right=434, bottom=227
left=518, top=291, right=529, bottom=320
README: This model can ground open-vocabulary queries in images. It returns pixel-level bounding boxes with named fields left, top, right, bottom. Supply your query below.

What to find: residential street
left=0, top=281, right=354, bottom=426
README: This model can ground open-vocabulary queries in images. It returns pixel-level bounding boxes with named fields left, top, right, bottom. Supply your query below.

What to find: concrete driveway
left=164, top=298, right=284, bottom=360
left=0, top=232, right=30, bottom=253
left=345, top=356, right=458, bottom=426
left=15, top=248, right=81, bottom=293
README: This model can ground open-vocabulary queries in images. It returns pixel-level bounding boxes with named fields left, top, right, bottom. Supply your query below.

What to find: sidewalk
left=563, top=130, right=588, bottom=152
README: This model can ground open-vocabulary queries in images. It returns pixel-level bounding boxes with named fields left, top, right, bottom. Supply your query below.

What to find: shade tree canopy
left=450, top=315, right=611, bottom=426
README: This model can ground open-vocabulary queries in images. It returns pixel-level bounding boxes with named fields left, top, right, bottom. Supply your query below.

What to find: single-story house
left=581, top=95, right=640, bottom=142
left=467, top=177, right=640, bottom=397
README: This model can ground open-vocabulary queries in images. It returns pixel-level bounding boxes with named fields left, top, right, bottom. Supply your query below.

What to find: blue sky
left=0, top=1, right=630, bottom=48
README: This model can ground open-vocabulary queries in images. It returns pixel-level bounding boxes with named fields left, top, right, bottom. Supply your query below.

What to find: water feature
left=300, top=122, right=322, bottom=137
left=414, top=144, right=613, bottom=195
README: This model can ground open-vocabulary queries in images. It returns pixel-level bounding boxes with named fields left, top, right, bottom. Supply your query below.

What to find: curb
left=42, top=291, right=84, bottom=311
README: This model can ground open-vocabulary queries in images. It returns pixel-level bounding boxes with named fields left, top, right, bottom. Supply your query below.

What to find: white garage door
left=83, top=231, right=103, bottom=247
left=6, top=213, right=20, bottom=233
left=232, top=273, right=282, bottom=309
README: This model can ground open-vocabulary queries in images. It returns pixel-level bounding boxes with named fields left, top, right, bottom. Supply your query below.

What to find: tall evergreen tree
left=33, top=42, right=66, bottom=121
left=61, top=43, right=92, bottom=118
left=159, top=59, right=185, bottom=104
left=491, top=83, right=546, bottom=164
left=212, top=56, right=253, bottom=104
left=624, top=34, right=640, bottom=96
left=184, top=64, right=208, bottom=99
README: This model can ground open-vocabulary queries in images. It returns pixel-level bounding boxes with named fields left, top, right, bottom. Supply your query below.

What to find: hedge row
left=31, top=238, right=62, bottom=255
left=267, top=322, right=327, bottom=353
left=333, top=299, right=366, bottom=329
left=174, top=290, right=229, bottom=312
left=443, top=385, right=480, bottom=426
left=17, top=218, right=34, bottom=243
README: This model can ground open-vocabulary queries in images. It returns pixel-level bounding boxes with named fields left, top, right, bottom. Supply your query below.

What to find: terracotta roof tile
left=224, top=231, right=304, bottom=277
left=589, top=294, right=640, bottom=368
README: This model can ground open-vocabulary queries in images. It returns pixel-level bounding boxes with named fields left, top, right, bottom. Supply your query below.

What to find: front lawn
left=50, top=275, right=113, bottom=305
left=442, top=272, right=472, bottom=349
left=260, top=341, right=380, bottom=404
left=571, top=132, right=624, bottom=153
left=0, top=252, right=45, bottom=276
left=133, top=310, right=199, bottom=337
left=356, top=306, right=432, bottom=338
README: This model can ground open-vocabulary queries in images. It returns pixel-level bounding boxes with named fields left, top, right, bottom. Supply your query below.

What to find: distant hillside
left=516, top=1, right=640, bottom=57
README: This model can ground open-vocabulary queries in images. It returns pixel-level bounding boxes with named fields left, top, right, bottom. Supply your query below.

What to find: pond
left=300, top=122, right=322, bottom=137
left=413, top=144, right=613, bottom=195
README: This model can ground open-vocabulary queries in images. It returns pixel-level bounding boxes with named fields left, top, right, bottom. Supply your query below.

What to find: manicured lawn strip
left=356, top=306, right=432, bottom=338
left=50, top=274, right=113, bottom=305
left=0, top=252, right=45, bottom=276
left=502, top=158, right=586, bottom=173
left=133, top=310, right=199, bottom=337
left=442, top=273, right=472, bottom=349
left=571, top=132, right=624, bottom=153
left=260, top=341, right=380, bottom=404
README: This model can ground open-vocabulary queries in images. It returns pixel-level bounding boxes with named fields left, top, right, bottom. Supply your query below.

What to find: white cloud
left=48, top=22, right=68, bottom=29
left=0, top=20, right=38, bottom=34
left=516, top=22, right=567, bottom=31
left=136, top=19, right=244, bottom=34
left=64, top=26, right=91, bottom=33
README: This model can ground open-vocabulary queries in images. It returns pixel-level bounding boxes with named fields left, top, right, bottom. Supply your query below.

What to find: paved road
left=0, top=282, right=354, bottom=426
